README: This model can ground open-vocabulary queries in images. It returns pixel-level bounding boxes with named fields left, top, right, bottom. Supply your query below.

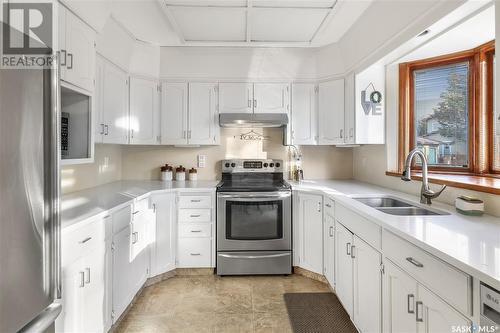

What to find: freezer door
left=0, top=66, right=61, bottom=332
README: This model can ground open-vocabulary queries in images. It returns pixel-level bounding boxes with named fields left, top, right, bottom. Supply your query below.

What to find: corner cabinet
left=318, top=79, right=345, bottom=145
left=290, top=83, right=318, bottom=145
left=129, top=77, right=160, bottom=145
left=150, top=193, right=176, bottom=276
left=95, top=56, right=129, bottom=145
left=294, top=191, right=323, bottom=274
left=160, top=82, right=219, bottom=145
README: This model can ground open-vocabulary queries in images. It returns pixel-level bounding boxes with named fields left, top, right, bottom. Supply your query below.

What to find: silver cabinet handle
left=85, top=268, right=90, bottom=284
left=406, top=257, right=424, bottom=268
left=416, top=301, right=424, bottom=322
left=132, top=211, right=140, bottom=215
left=350, top=245, right=356, bottom=258
left=131, top=129, right=134, bottom=139
left=407, top=294, right=415, bottom=314
left=60, top=49, right=67, bottom=66
left=350, top=128, right=354, bottom=138
left=104, top=125, right=109, bottom=135
left=79, top=237, right=92, bottom=244
left=191, top=199, right=201, bottom=203
left=190, top=253, right=201, bottom=256
left=132, top=232, right=138, bottom=244
left=254, top=99, right=257, bottom=108
left=317, top=202, right=321, bottom=212
left=79, top=272, right=85, bottom=288
left=100, top=123, right=104, bottom=135
left=346, top=242, right=351, bottom=256
left=329, top=226, right=334, bottom=237
left=67, top=53, right=73, bottom=69
left=325, top=203, right=332, bottom=208
left=340, top=129, right=343, bottom=139
left=190, top=214, right=201, bottom=218
left=190, top=230, right=202, bottom=233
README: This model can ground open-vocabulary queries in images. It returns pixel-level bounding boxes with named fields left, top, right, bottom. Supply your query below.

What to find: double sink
left=352, top=196, right=449, bottom=216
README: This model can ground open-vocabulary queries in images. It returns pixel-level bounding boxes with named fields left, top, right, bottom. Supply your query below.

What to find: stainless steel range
left=216, top=159, right=292, bottom=275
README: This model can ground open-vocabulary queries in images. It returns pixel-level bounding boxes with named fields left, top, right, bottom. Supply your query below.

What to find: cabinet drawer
left=62, top=218, right=104, bottom=266
left=177, top=238, right=212, bottom=268
left=179, top=223, right=211, bottom=238
left=324, top=196, right=335, bottom=217
left=383, top=230, right=472, bottom=315
left=336, top=203, right=381, bottom=249
left=178, top=209, right=211, bottom=223
left=178, top=195, right=212, bottom=209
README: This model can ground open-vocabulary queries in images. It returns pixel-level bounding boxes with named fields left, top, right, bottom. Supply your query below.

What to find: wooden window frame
left=485, top=46, right=497, bottom=173
left=398, top=40, right=495, bottom=177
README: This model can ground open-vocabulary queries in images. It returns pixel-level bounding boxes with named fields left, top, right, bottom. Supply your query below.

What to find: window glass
left=414, top=62, right=469, bottom=168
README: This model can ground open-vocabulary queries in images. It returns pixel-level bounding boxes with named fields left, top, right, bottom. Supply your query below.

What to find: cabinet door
left=56, top=258, right=84, bottom=332
left=344, top=73, right=355, bottom=144
left=161, top=82, right=188, bottom=144
left=112, top=225, right=132, bottom=322
left=318, top=79, right=345, bottom=145
left=81, top=245, right=106, bottom=333
left=417, top=286, right=471, bottom=333
left=130, top=211, right=149, bottom=294
left=219, top=83, right=253, bottom=113
left=102, top=62, right=129, bottom=144
left=63, top=9, right=96, bottom=92
left=253, top=83, right=290, bottom=114
left=297, top=193, right=323, bottom=274
left=353, top=235, right=382, bottom=333
left=94, top=56, right=104, bottom=143
left=150, top=193, right=176, bottom=276
left=383, top=260, right=418, bottom=333
left=291, top=83, right=318, bottom=145
left=129, top=77, right=160, bottom=145
left=335, top=222, right=354, bottom=317
left=188, top=83, right=219, bottom=145
left=323, top=214, right=335, bottom=286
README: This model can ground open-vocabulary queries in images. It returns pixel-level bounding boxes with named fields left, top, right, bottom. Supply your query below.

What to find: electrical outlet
left=198, top=155, right=206, bottom=168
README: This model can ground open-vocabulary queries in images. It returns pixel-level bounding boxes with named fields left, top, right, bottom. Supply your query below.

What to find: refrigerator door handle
left=18, top=303, right=62, bottom=333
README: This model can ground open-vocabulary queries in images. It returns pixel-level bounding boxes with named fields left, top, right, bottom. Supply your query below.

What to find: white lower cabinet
left=323, top=210, right=335, bottom=287
left=295, top=191, right=323, bottom=274
left=111, top=221, right=132, bottom=322
left=383, top=259, right=471, bottom=333
left=150, top=193, right=176, bottom=276
left=335, top=221, right=382, bottom=332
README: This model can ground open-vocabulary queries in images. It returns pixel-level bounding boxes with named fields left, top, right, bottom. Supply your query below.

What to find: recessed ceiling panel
left=170, top=6, right=247, bottom=41
left=251, top=8, right=329, bottom=42
left=252, top=0, right=336, bottom=8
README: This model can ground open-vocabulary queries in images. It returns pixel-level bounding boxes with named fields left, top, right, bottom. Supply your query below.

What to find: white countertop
left=61, top=178, right=500, bottom=289
left=289, top=179, right=500, bottom=290
left=61, top=180, right=218, bottom=228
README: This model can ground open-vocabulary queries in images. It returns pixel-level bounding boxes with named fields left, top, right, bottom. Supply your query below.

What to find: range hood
left=219, top=113, right=288, bottom=128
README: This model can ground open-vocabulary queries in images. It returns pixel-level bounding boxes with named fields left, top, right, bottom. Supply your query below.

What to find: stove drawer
left=179, top=223, right=211, bottom=238
left=217, top=251, right=292, bottom=275
left=178, top=208, right=211, bottom=223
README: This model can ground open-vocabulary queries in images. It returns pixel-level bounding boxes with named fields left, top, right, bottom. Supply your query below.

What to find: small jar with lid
left=175, top=165, right=186, bottom=181
left=161, top=164, right=173, bottom=181
left=188, top=167, right=198, bottom=181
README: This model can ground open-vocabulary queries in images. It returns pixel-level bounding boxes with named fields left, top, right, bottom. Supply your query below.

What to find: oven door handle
left=219, top=253, right=290, bottom=259
left=218, top=193, right=291, bottom=200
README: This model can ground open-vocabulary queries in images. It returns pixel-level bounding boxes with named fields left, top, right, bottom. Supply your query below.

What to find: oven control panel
left=222, top=159, right=284, bottom=173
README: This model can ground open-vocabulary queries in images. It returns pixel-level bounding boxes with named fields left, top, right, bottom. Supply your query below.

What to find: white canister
left=176, top=172, right=186, bottom=181
left=161, top=170, right=173, bottom=181
left=188, top=168, right=198, bottom=181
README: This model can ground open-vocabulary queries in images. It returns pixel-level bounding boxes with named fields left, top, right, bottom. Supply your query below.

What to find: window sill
left=385, top=171, right=500, bottom=195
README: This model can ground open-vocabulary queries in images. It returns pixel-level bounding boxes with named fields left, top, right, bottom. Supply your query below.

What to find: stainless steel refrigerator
left=0, top=61, right=62, bottom=331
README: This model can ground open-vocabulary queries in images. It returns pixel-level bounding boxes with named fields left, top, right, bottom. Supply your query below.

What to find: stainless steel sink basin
left=352, top=196, right=449, bottom=216
left=354, top=197, right=413, bottom=208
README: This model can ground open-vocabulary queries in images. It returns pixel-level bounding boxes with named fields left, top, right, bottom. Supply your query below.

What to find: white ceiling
left=102, top=0, right=373, bottom=47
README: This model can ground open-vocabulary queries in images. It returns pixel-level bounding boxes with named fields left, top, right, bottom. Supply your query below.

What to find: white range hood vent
left=219, top=113, right=288, bottom=128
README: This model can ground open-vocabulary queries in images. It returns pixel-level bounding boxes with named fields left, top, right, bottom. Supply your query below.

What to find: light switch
left=198, top=155, right=206, bottom=168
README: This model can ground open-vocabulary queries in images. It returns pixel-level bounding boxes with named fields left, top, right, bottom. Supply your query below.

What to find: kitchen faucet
left=401, top=148, right=446, bottom=205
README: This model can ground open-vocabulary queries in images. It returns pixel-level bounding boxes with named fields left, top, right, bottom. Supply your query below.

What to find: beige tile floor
left=116, top=274, right=330, bottom=333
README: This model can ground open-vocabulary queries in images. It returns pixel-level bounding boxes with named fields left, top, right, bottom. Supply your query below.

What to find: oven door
left=217, top=191, right=291, bottom=251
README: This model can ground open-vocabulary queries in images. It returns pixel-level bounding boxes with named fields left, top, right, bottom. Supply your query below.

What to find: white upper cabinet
left=160, top=82, right=219, bottom=145
left=291, top=83, right=318, bottom=145
left=100, top=59, right=129, bottom=144
left=129, top=77, right=160, bottom=145
left=219, top=83, right=253, bottom=114
left=161, top=82, right=188, bottom=145
left=188, top=83, right=219, bottom=145
left=344, top=73, right=356, bottom=144
left=253, top=83, right=290, bottom=114
left=318, top=79, right=345, bottom=145
left=59, top=5, right=96, bottom=92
